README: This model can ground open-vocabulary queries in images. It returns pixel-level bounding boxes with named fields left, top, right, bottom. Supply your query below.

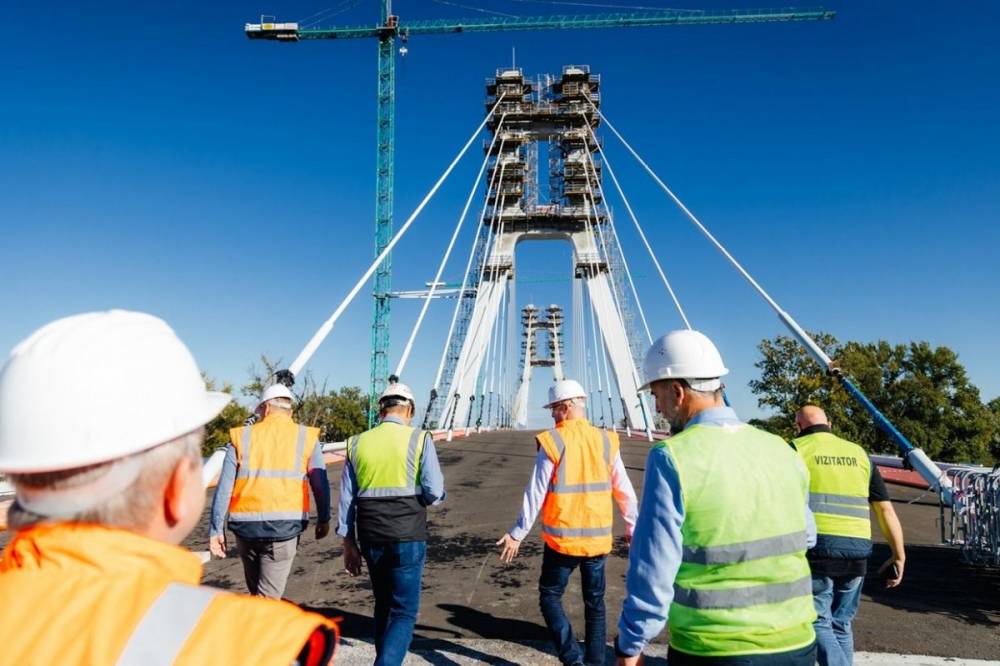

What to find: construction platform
left=3, top=430, right=997, bottom=662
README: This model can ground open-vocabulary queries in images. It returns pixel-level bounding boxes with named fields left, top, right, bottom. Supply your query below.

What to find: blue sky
left=2, top=1, right=998, bottom=429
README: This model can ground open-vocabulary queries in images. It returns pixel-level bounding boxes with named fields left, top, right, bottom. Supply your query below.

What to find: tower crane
left=245, top=4, right=836, bottom=423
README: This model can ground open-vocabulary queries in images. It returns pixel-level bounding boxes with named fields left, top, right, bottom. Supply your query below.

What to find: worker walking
left=615, top=330, right=817, bottom=666
left=209, top=383, right=332, bottom=599
left=792, top=405, right=905, bottom=666
left=0, top=310, right=337, bottom=664
left=497, top=379, right=638, bottom=666
left=337, top=380, right=446, bottom=666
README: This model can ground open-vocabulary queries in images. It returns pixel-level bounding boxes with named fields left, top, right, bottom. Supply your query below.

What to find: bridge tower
left=434, top=65, right=652, bottom=432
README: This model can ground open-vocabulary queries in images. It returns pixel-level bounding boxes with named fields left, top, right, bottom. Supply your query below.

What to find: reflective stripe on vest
left=351, top=425, right=425, bottom=498
left=793, top=432, right=872, bottom=540
left=228, top=419, right=314, bottom=523
left=682, top=530, right=808, bottom=565
left=116, top=583, right=217, bottom=666
left=665, top=424, right=816, bottom=657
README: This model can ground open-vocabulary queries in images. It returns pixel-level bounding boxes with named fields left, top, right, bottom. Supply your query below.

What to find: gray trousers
left=235, top=534, right=299, bottom=599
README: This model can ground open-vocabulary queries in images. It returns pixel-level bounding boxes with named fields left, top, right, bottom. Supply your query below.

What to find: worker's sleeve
left=209, top=445, right=238, bottom=537
left=868, top=457, right=890, bottom=502
left=610, top=452, right=638, bottom=537
left=307, top=442, right=331, bottom=524
left=509, top=449, right=556, bottom=541
left=418, top=434, right=446, bottom=506
left=616, top=445, right=685, bottom=657
left=794, top=454, right=817, bottom=548
left=804, top=495, right=817, bottom=549
left=335, top=458, right=359, bottom=539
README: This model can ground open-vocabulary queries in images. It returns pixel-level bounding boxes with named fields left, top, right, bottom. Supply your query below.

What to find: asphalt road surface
left=190, top=429, right=1000, bottom=661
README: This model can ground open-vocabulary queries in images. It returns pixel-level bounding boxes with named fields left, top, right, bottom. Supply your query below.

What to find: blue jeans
left=538, top=545, right=607, bottom=666
left=361, top=540, right=426, bottom=666
left=812, top=574, right=864, bottom=666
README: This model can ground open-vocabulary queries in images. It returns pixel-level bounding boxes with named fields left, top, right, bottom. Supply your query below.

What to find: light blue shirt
left=616, top=407, right=817, bottom=657
left=336, top=415, right=447, bottom=539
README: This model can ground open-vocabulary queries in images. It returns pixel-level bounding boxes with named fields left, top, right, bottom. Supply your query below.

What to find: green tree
left=988, top=397, right=1000, bottom=463
left=749, top=334, right=998, bottom=465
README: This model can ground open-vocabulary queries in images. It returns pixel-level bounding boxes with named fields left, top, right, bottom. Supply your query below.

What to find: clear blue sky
left=2, top=1, right=998, bottom=428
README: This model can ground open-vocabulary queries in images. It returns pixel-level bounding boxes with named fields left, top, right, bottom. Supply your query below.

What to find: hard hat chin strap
left=13, top=456, right=144, bottom=518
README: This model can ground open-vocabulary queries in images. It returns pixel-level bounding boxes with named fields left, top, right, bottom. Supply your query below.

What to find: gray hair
left=6, top=430, right=203, bottom=531
left=267, top=397, right=294, bottom=411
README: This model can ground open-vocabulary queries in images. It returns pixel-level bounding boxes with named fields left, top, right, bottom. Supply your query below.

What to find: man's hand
left=879, top=557, right=905, bottom=588
left=209, top=534, right=227, bottom=559
left=315, top=520, right=331, bottom=540
left=624, top=532, right=633, bottom=548
left=343, top=537, right=362, bottom=576
left=496, top=533, right=521, bottom=563
left=616, top=655, right=642, bottom=666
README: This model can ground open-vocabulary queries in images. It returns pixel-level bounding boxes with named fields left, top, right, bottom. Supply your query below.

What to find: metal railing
left=941, top=466, right=1000, bottom=566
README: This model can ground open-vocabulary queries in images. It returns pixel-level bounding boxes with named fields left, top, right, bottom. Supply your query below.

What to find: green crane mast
left=245, top=4, right=835, bottom=425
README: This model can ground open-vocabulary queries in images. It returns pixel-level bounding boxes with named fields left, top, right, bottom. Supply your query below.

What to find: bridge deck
left=3, top=430, right=996, bottom=662
left=188, top=429, right=1000, bottom=661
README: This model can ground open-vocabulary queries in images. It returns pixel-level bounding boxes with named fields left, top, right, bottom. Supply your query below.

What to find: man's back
left=662, top=422, right=816, bottom=657
left=0, top=523, right=334, bottom=664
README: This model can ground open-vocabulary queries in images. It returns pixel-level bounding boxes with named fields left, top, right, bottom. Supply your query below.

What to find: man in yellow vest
left=615, top=330, right=818, bottom=666
left=496, top=378, right=638, bottom=666
left=792, top=404, right=905, bottom=666
left=0, top=310, right=337, bottom=664
left=337, top=380, right=446, bottom=666
left=208, top=383, right=331, bottom=599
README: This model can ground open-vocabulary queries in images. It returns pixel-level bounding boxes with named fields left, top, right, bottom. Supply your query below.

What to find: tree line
left=748, top=333, right=1000, bottom=465
left=203, top=338, right=1000, bottom=465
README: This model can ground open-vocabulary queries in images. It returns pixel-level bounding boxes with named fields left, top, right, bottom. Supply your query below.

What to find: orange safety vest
left=228, top=413, right=319, bottom=523
left=536, top=418, right=620, bottom=557
left=0, top=523, right=337, bottom=664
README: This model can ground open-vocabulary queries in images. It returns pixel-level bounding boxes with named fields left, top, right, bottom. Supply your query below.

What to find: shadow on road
left=865, top=543, right=1000, bottom=627
left=438, top=603, right=549, bottom=640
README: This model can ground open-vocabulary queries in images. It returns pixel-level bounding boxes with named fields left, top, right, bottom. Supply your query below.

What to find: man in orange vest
left=497, top=379, right=638, bottom=666
left=0, top=310, right=337, bottom=664
left=209, top=383, right=331, bottom=599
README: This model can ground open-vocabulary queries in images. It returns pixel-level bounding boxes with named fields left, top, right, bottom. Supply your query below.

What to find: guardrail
left=940, top=466, right=1000, bottom=566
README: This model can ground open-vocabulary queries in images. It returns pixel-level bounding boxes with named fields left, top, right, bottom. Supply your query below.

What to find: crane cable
left=394, top=113, right=508, bottom=378
left=584, top=118, right=691, bottom=330
left=284, top=95, right=506, bottom=378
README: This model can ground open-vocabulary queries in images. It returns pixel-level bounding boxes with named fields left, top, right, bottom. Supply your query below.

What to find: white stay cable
left=431, top=135, right=509, bottom=390
left=578, top=132, right=653, bottom=344
left=593, top=108, right=836, bottom=365
left=287, top=95, right=506, bottom=376
left=394, top=113, right=508, bottom=378
left=441, top=186, right=508, bottom=422
left=585, top=119, right=691, bottom=330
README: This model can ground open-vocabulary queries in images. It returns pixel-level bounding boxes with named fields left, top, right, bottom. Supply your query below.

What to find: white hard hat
left=0, top=310, right=231, bottom=473
left=640, top=330, right=729, bottom=392
left=543, top=379, right=587, bottom=408
left=259, top=383, right=295, bottom=406
left=379, top=381, right=415, bottom=404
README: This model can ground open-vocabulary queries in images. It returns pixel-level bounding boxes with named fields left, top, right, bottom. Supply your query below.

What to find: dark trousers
left=361, top=540, right=427, bottom=666
left=667, top=642, right=817, bottom=665
left=538, top=545, right=607, bottom=666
